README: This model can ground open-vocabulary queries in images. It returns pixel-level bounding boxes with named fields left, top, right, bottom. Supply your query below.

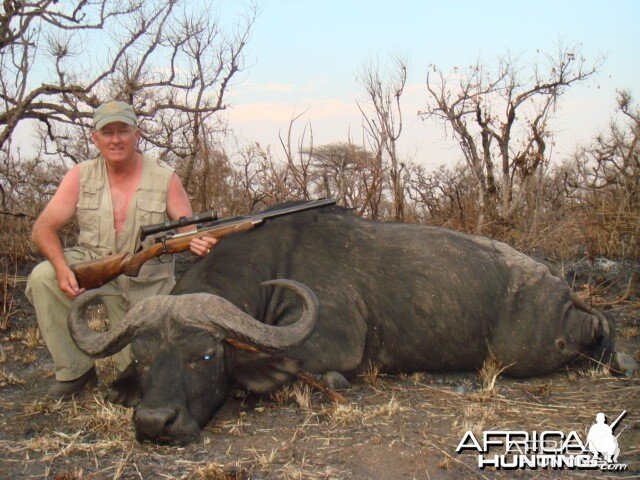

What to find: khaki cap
left=93, top=101, right=137, bottom=130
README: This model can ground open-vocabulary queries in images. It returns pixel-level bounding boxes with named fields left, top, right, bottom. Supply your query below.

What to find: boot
left=46, top=367, right=97, bottom=400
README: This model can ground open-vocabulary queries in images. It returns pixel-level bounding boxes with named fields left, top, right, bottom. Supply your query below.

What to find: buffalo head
left=68, top=279, right=319, bottom=444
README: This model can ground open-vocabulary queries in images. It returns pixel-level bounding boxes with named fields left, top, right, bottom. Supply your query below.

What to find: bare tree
left=302, top=142, right=375, bottom=207
left=357, top=55, right=408, bottom=221
left=558, top=90, right=640, bottom=258
left=278, top=109, right=314, bottom=200
left=421, top=44, right=602, bottom=231
left=173, top=128, right=234, bottom=215
left=232, top=142, right=299, bottom=212
left=568, top=90, right=639, bottom=204
left=0, top=0, right=255, bottom=212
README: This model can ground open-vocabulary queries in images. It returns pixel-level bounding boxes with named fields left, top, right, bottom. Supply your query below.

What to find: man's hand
left=56, top=266, right=86, bottom=299
left=190, top=236, right=218, bottom=257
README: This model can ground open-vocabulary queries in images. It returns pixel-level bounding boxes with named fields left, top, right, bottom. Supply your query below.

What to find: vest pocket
left=137, top=198, right=167, bottom=228
left=76, top=187, right=101, bottom=247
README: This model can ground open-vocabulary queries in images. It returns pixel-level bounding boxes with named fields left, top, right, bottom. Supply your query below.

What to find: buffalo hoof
left=106, top=365, right=140, bottom=407
left=613, top=352, right=639, bottom=377
left=318, top=371, right=351, bottom=390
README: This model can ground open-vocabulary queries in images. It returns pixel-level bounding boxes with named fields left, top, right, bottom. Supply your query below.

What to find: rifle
left=71, top=198, right=336, bottom=290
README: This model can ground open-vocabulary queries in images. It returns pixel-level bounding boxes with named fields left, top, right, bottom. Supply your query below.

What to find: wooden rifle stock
left=71, top=218, right=259, bottom=290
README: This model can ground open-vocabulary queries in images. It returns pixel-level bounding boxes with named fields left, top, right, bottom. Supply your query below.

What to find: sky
left=220, top=0, right=640, bottom=169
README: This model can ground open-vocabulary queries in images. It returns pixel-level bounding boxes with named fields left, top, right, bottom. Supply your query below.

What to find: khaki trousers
left=26, top=247, right=174, bottom=382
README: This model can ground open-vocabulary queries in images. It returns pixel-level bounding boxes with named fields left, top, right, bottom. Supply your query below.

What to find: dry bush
left=0, top=261, right=19, bottom=331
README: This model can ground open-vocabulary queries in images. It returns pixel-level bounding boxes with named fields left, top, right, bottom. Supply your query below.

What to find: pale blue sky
left=223, top=0, right=640, bottom=168
left=14, top=1, right=640, bottom=168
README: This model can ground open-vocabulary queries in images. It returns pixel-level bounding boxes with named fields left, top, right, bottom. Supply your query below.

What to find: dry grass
left=478, top=356, right=510, bottom=394
left=270, top=383, right=294, bottom=406
left=325, top=396, right=406, bottom=426
left=620, top=325, right=640, bottom=340
left=276, top=464, right=342, bottom=480
left=95, top=356, right=119, bottom=385
left=360, top=361, right=381, bottom=387
left=292, top=382, right=312, bottom=410
left=23, top=325, right=41, bottom=348
left=0, top=368, right=25, bottom=387
left=6, top=325, right=42, bottom=349
left=0, top=216, right=38, bottom=261
left=18, top=429, right=129, bottom=462
left=453, top=404, right=497, bottom=437
left=269, top=381, right=313, bottom=410
left=18, top=351, right=38, bottom=365
left=189, top=462, right=247, bottom=480
left=437, top=456, right=452, bottom=470
left=53, top=468, right=84, bottom=480
left=1, top=362, right=638, bottom=479
left=0, top=263, right=19, bottom=332
left=4, top=396, right=134, bottom=462
left=245, top=446, right=279, bottom=468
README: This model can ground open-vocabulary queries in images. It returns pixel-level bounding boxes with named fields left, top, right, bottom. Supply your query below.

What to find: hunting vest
left=76, top=154, right=175, bottom=299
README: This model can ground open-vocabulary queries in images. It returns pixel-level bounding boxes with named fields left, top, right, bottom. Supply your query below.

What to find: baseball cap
left=93, top=101, right=137, bottom=130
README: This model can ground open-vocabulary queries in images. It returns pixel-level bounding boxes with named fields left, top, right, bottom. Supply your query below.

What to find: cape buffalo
left=68, top=204, right=633, bottom=444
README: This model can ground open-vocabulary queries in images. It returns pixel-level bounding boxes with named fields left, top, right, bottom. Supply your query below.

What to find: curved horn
left=68, top=290, right=173, bottom=358
left=171, top=279, right=320, bottom=351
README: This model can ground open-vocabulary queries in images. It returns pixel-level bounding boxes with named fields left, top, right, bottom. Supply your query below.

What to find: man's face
left=91, top=121, right=140, bottom=166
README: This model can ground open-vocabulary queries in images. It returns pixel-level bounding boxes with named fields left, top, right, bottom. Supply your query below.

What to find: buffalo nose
left=134, top=407, right=178, bottom=440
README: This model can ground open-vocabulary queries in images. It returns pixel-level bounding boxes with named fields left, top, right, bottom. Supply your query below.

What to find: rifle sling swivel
left=158, top=236, right=173, bottom=264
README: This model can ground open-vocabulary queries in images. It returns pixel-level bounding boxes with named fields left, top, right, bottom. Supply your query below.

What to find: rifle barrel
left=158, top=198, right=336, bottom=242
left=610, top=410, right=627, bottom=431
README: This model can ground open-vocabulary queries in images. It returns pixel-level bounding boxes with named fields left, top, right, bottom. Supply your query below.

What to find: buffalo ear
left=230, top=351, right=300, bottom=393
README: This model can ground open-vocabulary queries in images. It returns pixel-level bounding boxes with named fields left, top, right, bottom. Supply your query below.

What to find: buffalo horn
left=171, top=279, right=320, bottom=351
left=68, top=289, right=174, bottom=357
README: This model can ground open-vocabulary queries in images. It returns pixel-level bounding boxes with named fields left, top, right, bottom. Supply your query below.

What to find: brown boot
left=46, top=367, right=98, bottom=400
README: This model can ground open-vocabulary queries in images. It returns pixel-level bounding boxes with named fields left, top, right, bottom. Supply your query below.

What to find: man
left=586, top=412, right=619, bottom=462
left=26, top=101, right=217, bottom=400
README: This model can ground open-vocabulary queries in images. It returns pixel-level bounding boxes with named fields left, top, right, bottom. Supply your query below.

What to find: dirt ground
left=0, top=255, right=638, bottom=479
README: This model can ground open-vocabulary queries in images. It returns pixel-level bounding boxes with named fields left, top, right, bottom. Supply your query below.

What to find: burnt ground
left=0, top=254, right=639, bottom=480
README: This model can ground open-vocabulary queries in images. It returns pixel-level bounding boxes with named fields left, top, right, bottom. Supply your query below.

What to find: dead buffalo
left=68, top=204, right=632, bottom=444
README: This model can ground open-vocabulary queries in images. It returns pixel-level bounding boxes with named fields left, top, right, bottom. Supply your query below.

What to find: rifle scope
left=139, top=210, right=218, bottom=241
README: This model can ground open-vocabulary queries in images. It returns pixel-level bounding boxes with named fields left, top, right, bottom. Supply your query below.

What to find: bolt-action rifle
left=71, top=198, right=336, bottom=290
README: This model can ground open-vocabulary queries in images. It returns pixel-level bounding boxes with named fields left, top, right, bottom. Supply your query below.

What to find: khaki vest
left=76, top=154, right=175, bottom=299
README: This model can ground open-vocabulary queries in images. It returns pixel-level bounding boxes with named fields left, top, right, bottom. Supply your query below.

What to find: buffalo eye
left=190, top=351, right=215, bottom=364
